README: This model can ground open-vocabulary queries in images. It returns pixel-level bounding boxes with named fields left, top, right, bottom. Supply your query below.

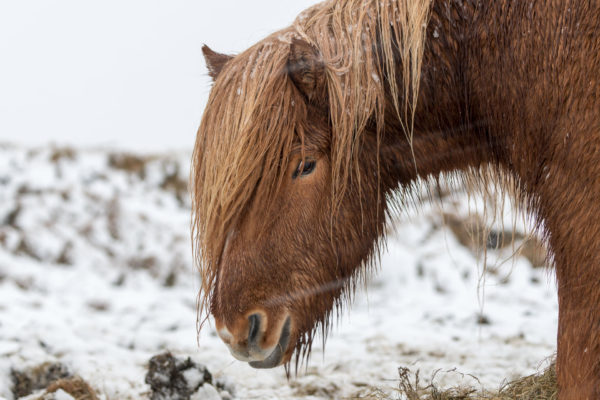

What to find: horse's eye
left=292, top=159, right=316, bottom=179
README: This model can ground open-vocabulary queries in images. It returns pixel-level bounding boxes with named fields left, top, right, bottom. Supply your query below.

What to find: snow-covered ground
left=0, top=145, right=558, bottom=399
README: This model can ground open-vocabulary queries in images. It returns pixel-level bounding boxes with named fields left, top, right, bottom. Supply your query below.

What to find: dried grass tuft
left=359, top=361, right=556, bottom=400
left=44, top=376, right=99, bottom=400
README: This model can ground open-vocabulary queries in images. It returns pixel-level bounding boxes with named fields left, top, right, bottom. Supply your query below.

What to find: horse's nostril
left=247, top=313, right=261, bottom=345
left=248, top=316, right=292, bottom=369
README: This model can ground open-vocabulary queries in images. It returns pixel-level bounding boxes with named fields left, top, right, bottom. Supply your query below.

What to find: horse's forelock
left=192, top=35, right=307, bottom=321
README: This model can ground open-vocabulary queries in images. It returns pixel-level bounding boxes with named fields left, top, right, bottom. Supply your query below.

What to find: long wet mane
left=192, top=0, right=432, bottom=329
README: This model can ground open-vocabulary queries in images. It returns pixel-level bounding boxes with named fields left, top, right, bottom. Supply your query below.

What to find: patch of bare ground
left=440, top=212, right=547, bottom=269
left=291, top=380, right=340, bottom=398
left=107, top=152, right=153, bottom=178
left=11, top=362, right=71, bottom=398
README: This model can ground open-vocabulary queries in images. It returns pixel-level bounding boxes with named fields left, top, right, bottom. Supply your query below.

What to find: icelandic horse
left=192, top=1, right=600, bottom=398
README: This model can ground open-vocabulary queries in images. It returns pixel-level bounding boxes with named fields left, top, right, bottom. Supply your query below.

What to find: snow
left=183, top=368, right=205, bottom=391
left=0, top=145, right=558, bottom=399
left=51, top=390, right=75, bottom=400
left=191, top=384, right=221, bottom=400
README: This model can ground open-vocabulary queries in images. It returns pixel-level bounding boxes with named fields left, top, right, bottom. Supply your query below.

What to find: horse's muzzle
left=217, top=313, right=292, bottom=368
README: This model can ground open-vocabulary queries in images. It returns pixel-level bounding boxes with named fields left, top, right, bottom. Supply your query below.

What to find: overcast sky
left=0, top=1, right=319, bottom=151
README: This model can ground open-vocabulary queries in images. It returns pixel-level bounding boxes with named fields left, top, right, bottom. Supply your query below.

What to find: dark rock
left=145, top=352, right=213, bottom=400
left=4, top=204, right=21, bottom=228
left=476, top=313, right=491, bottom=325
left=11, top=362, right=71, bottom=398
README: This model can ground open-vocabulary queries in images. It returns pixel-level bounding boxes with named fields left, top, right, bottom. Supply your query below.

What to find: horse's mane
left=191, top=0, right=432, bottom=328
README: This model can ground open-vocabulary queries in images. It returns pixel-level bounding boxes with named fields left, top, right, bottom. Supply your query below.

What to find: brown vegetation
left=43, top=377, right=99, bottom=400
left=366, top=362, right=557, bottom=400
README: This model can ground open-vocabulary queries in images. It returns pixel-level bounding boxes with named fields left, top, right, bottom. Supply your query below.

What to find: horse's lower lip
left=249, top=316, right=291, bottom=369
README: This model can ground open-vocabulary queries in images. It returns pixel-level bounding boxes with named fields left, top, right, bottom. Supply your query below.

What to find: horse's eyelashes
left=293, top=159, right=316, bottom=179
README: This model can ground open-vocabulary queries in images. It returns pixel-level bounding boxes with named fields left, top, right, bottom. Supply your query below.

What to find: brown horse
left=192, top=1, right=600, bottom=398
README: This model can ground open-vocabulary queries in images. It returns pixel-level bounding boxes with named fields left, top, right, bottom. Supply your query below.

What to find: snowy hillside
left=0, top=145, right=558, bottom=399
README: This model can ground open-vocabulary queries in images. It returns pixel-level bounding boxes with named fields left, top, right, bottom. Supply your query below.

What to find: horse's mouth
left=249, top=316, right=291, bottom=369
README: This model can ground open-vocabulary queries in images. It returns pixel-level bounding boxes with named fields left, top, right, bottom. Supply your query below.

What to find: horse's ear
left=287, top=38, right=326, bottom=102
left=202, top=45, right=233, bottom=81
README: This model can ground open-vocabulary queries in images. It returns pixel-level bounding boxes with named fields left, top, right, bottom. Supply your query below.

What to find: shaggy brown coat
left=193, top=1, right=600, bottom=398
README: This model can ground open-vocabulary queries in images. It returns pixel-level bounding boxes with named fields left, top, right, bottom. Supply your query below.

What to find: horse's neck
left=380, top=0, right=587, bottom=188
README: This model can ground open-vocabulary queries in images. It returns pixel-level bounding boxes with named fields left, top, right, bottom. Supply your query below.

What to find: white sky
left=0, top=1, right=319, bottom=151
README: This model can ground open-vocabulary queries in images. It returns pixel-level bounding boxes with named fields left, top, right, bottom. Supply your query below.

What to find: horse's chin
left=247, top=347, right=286, bottom=369
left=249, top=317, right=292, bottom=369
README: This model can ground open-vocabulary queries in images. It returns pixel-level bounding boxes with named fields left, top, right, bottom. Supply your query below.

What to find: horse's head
left=193, top=0, right=430, bottom=367
left=193, top=35, right=389, bottom=369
